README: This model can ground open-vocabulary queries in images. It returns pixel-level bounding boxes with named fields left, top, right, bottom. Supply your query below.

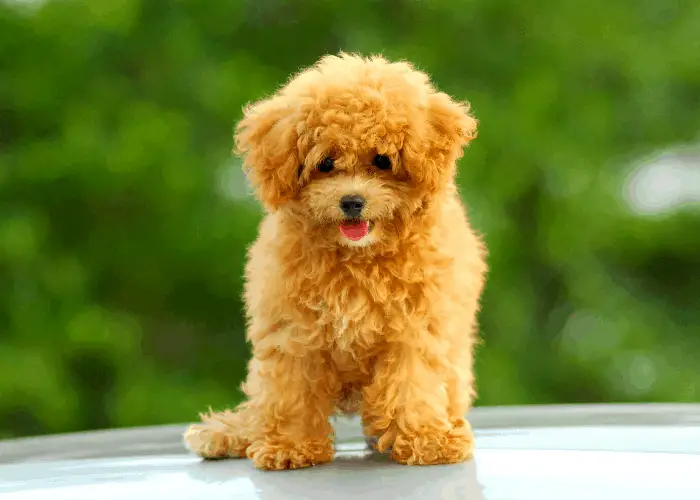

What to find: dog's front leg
left=185, top=318, right=339, bottom=470
left=362, top=340, right=475, bottom=465
left=242, top=347, right=340, bottom=470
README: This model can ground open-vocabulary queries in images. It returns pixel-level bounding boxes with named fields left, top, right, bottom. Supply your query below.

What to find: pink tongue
left=339, top=220, right=369, bottom=241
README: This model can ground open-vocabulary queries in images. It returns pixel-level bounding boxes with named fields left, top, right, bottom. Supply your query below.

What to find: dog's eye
left=318, top=157, right=335, bottom=173
left=372, top=154, right=392, bottom=170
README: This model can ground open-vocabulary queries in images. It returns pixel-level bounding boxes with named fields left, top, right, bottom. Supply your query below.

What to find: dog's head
left=235, top=53, right=477, bottom=247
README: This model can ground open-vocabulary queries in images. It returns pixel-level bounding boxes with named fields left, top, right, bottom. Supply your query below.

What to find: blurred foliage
left=1, top=0, right=700, bottom=438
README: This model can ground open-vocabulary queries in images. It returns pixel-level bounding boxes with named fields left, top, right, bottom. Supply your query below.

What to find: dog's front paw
left=390, top=419, right=474, bottom=466
left=247, top=437, right=334, bottom=470
left=184, top=422, right=249, bottom=459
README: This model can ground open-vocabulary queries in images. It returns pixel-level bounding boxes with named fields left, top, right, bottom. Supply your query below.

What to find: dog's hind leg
left=183, top=407, right=252, bottom=459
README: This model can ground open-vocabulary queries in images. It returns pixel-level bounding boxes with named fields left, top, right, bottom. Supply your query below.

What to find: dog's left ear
left=405, top=91, right=478, bottom=191
left=234, top=95, right=300, bottom=210
left=426, top=91, right=477, bottom=157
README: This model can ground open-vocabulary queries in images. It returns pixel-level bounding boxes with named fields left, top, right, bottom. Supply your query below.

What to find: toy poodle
left=184, top=53, right=487, bottom=470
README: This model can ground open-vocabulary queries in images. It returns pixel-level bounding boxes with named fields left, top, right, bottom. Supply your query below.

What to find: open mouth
left=338, top=219, right=374, bottom=241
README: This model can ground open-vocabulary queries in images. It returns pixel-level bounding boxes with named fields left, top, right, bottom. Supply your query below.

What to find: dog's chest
left=301, top=259, right=425, bottom=348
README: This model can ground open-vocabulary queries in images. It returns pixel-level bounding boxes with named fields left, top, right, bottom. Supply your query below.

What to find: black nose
left=339, top=195, right=365, bottom=218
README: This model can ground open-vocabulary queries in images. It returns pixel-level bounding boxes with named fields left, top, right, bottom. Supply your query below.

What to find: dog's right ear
left=234, top=95, right=300, bottom=210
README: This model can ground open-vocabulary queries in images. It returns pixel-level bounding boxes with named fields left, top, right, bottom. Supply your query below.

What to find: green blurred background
left=1, top=0, right=700, bottom=439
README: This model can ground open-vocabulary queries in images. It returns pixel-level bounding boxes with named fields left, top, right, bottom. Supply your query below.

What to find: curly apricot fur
left=184, top=53, right=486, bottom=470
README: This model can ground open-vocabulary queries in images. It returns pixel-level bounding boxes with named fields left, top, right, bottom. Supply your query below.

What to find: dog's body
left=184, top=54, right=487, bottom=470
